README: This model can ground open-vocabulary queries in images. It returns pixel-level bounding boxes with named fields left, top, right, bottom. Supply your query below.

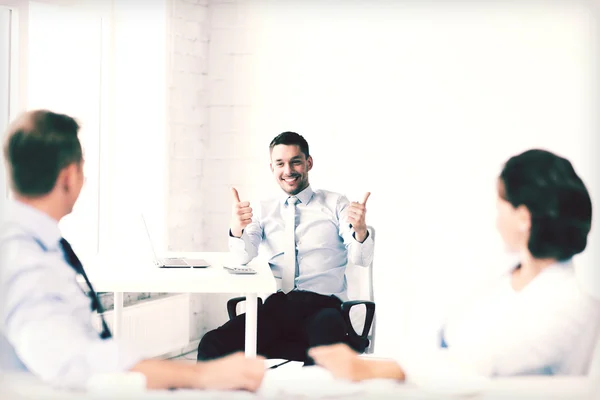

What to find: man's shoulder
left=311, top=188, right=347, bottom=201
left=0, top=221, right=35, bottom=247
left=254, top=196, right=280, bottom=209
left=312, top=188, right=340, bottom=196
left=0, top=225, right=47, bottom=279
left=311, top=189, right=350, bottom=212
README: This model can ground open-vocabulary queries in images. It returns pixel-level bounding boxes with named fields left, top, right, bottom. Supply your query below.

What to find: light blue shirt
left=0, top=201, right=139, bottom=389
left=229, top=186, right=375, bottom=301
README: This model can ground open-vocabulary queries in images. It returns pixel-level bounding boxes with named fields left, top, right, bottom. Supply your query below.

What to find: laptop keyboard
left=162, top=258, right=188, bottom=266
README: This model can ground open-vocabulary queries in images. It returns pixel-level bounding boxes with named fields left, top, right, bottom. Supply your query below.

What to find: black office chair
left=226, top=226, right=377, bottom=361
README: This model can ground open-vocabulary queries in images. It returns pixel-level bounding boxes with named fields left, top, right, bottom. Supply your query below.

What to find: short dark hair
left=3, top=110, right=82, bottom=197
left=499, top=149, right=592, bottom=261
left=269, top=131, right=310, bottom=158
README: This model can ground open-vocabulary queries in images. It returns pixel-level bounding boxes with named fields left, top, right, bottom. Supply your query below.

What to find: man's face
left=270, top=144, right=313, bottom=195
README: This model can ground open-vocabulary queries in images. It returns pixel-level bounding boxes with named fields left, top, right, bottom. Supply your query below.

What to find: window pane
left=28, top=2, right=103, bottom=262
left=0, top=7, right=11, bottom=214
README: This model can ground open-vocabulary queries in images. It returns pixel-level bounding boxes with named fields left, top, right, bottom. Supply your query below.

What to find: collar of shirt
left=545, top=258, right=573, bottom=271
left=510, top=258, right=574, bottom=278
left=279, top=185, right=315, bottom=207
left=5, top=200, right=62, bottom=251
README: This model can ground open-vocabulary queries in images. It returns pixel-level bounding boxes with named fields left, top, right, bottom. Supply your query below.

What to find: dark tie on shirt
left=60, top=238, right=112, bottom=339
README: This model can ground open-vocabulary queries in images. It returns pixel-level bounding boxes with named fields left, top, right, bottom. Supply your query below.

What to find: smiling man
left=197, top=131, right=374, bottom=364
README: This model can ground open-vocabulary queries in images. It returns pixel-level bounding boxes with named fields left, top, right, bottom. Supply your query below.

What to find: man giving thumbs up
left=197, top=131, right=374, bottom=365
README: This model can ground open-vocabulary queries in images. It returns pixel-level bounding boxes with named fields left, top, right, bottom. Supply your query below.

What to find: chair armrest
left=341, top=300, right=375, bottom=339
left=227, top=296, right=264, bottom=320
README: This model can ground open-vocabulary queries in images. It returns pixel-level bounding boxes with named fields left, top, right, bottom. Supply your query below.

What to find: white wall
left=106, top=0, right=168, bottom=257
left=166, top=0, right=208, bottom=251
left=166, top=0, right=211, bottom=341
left=23, top=1, right=105, bottom=262
left=165, top=0, right=599, bottom=352
left=0, top=6, right=11, bottom=211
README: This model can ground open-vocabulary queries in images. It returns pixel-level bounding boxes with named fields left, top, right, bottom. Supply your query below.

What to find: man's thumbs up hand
left=230, top=187, right=253, bottom=238
left=347, top=192, right=370, bottom=243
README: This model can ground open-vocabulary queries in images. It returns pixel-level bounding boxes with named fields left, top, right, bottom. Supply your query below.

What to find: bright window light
left=27, top=1, right=104, bottom=263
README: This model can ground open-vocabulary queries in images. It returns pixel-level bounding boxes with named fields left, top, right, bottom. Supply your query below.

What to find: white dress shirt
left=396, top=260, right=600, bottom=385
left=0, top=201, right=140, bottom=389
left=228, top=185, right=375, bottom=301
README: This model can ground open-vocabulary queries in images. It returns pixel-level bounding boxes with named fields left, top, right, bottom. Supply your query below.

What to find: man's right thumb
left=231, top=187, right=241, bottom=203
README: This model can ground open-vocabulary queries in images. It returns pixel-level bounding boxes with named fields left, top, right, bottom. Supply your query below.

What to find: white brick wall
left=167, top=0, right=212, bottom=344
left=166, top=0, right=600, bottom=354
left=168, top=0, right=263, bottom=251
left=167, top=0, right=209, bottom=252
left=167, top=0, right=262, bottom=343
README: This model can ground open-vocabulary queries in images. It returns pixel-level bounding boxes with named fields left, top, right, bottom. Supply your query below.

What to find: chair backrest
left=345, top=225, right=376, bottom=353
left=584, top=309, right=600, bottom=377
left=589, top=334, right=600, bottom=377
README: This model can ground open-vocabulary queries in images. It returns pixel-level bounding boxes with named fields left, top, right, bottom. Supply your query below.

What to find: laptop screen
left=140, top=214, right=161, bottom=266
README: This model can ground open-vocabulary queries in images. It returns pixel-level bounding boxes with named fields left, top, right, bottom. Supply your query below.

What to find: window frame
left=0, top=0, right=115, bottom=259
left=0, top=2, right=24, bottom=204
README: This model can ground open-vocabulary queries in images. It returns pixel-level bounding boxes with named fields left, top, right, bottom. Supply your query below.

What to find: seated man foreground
left=0, top=110, right=265, bottom=391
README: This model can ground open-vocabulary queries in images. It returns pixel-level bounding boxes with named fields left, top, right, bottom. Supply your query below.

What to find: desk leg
left=114, top=292, right=124, bottom=338
left=244, top=293, right=258, bottom=358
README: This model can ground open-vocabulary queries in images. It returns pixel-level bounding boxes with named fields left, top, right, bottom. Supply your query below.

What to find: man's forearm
left=229, top=230, right=260, bottom=264
left=347, top=228, right=374, bottom=267
left=365, top=359, right=406, bottom=381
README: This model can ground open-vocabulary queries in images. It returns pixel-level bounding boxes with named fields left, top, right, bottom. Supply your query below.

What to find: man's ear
left=307, top=155, right=313, bottom=171
left=54, top=166, right=69, bottom=192
left=516, top=205, right=531, bottom=232
left=59, top=163, right=78, bottom=193
left=269, top=163, right=274, bottom=173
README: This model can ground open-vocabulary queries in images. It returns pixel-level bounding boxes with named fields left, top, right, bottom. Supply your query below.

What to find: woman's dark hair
left=269, top=131, right=310, bottom=158
left=499, top=149, right=592, bottom=261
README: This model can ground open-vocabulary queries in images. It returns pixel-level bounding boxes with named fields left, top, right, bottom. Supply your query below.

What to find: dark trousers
left=197, top=290, right=346, bottom=364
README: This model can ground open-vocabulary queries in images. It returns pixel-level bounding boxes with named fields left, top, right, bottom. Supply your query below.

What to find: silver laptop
left=141, top=215, right=210, bottom=268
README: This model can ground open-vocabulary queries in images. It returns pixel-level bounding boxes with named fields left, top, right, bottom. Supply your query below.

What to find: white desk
left=86, top=252, right=276, bottom=358
left=2, top=371, right=599, bottom=399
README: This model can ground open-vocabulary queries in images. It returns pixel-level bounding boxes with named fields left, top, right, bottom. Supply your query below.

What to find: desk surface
left=85, top=252, right=276, bottom=294
left=2, top=370, right=599, bottom=400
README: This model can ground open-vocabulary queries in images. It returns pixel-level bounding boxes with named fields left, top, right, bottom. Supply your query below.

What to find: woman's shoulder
left=535, top=260, right=600, bottom=313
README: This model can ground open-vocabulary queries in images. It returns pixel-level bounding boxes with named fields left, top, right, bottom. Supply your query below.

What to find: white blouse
left=396, top=260, right=600, bottom=386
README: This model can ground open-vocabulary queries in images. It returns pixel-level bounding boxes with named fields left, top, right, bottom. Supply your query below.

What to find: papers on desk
left=258, top=362, right=491, bottom=399
left=360, top=352, right=491, bottom=397
left=260, top=365, right=362, bottom=397
left=397, top=348, right=492, bottom=396
left=259, top=365, right=468, bottom=399
left=88, top=372, right=146, bottom=394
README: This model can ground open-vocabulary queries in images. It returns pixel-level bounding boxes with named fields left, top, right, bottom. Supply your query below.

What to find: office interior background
left=0, top=0, right=598, bottom=361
